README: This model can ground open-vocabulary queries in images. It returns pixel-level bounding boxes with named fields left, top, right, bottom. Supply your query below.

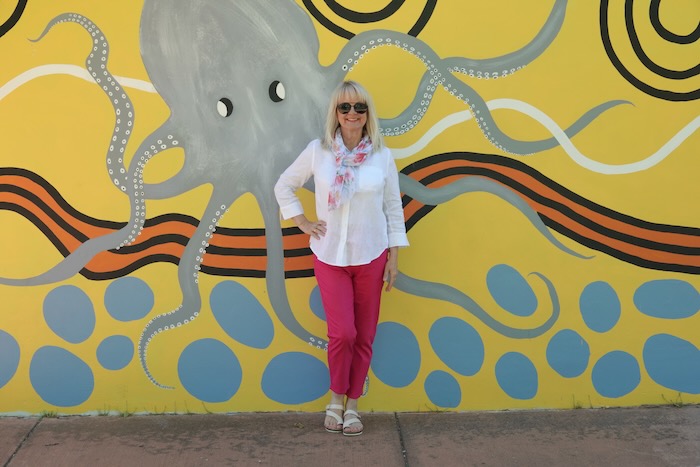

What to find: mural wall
left=0, top=0, right=698, bottom=415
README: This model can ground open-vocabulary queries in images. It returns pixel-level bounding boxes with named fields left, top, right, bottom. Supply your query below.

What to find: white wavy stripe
left=489, top=98, right=700, bottom=174
left=390, top=98, right=700, bottom=175
left=389, top=110, right=473, bottom=159
left=0, top=64, right=156, bottom=102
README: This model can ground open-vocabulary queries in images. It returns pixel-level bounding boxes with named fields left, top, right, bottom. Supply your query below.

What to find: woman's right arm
left=274, top=142, right=315, bottom=219
left=274, top=141, right=327, bottom=239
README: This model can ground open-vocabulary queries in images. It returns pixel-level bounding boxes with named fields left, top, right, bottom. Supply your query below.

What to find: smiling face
left=336, top=92, right=368, bottom=136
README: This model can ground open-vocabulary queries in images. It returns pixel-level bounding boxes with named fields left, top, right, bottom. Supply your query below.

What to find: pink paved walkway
left=1, top=406, right=699, bottom=466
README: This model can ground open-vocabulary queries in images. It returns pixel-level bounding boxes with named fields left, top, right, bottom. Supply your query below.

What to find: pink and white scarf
left=328, top=129, right=373, bottom=210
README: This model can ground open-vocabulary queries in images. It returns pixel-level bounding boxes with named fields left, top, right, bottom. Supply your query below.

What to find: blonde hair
left=322, top=80, right=384, bottom=152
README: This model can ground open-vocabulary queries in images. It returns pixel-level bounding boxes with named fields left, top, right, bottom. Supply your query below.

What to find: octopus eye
left=217, top=98, right=233, bottom=117
left=269, top=80, right=285, bottom=102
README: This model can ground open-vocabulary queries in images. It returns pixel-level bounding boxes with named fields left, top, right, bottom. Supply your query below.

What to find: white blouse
left=274, top=139, right=409, bottom=267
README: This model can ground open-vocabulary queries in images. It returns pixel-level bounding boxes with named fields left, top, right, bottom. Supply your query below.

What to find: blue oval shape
left=178, top=339, right=242, bottom=403
left=546, top=329, right=590, bottom=378
left=43, top=285, right=95, bottom=344
left=643, top=334, right=700, bottom=394
left=371, top=322, right=421, bottom=388
left=0, top=330, right=20, bottom=389
left=96, top=335, right=134, bottom=371
left=495, top=352, right=538, bottom=400
left=580, top=281, right=621, bottom=333
left=104, top=277, right=154, bottom=322
left=486, top=264, right=538, bottom=317
left=262, top=352, right=329, bottom=404
left=425, top=371, right=461, bottom=408
left=592, top=351, right=640, bottom=398
left=30, top=346, right=94, bottom=407
left=309, top=286, right=326, bottom=321
left=210, top=281, right=274, bottom=349
left=429, top=317, right=484, bottom=376
left=633, top=280, right=699, bottom=319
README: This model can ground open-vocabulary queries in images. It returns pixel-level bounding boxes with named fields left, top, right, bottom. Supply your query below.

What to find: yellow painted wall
left=0, top=0, right=698, bottom=415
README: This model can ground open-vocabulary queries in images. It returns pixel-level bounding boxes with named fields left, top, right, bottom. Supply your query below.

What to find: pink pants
left=314, top=250, right=388, bottom=399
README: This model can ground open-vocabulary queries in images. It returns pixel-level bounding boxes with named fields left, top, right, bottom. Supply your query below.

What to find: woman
left=274, top=81, right=409, bottom=436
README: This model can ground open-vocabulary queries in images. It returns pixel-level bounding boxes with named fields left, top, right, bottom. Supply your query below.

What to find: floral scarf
left=328, top=129, right=373, bottom=210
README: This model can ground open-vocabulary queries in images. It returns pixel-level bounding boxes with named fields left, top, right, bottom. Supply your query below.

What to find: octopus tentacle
left=138, top=188, right=236, bottom=388
left=332, top=0, right=568, bottom=130
left=0, top=134, right=182, bottom=286
left=336, top=30, right=625, bottom=155
left=0, top=230, right=124, bottom=285
left=329, top=1, right=618, bottom=155
left=335, top=29, right=620, bottom=155
left=388, top=100, right=630, bottom=159
left=380, top=53, right=627, bottom=149
left=31, top=13, right=134, bottom=189
left=143, top=167, right=202, bottom=200
left=256, top=190, right=329, bottom=350
left=443, top=0, right=567, bottom=77
left=133, top=119, right=205, bottom=200
left=399, top=174, right=591, bottom=259
left=0, top=14, right=165, bottom=286
left=122, top=124, right=182, bottom=248
left=395, top=271, right=560, bottom=339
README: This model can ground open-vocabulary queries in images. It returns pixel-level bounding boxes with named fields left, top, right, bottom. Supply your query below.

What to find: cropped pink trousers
left=314, top=250, right=388, bottom=399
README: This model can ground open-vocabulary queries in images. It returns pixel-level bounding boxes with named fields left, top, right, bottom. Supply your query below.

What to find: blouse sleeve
left=383, top=148, right=410, bottom=248
left=274, top=140, right=316, bottom=220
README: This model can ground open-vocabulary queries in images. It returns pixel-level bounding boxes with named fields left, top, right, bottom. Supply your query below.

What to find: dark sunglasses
left=337, top=102, right=368, bottom=114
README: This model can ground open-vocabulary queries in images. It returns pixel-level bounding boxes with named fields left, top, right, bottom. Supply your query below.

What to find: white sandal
left=324, top=404, right=344, bottom=433
left=342, top=409, right=363, bottom=436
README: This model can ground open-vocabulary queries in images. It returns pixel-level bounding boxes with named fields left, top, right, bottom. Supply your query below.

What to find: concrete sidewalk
left=1, top=406, right=699, bottom=466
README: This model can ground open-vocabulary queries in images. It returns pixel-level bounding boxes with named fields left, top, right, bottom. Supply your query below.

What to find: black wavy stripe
left=650, top=0, right=700, bottom=44
left=0, top=168, right=125, bottom=229
left=0, top=202, right=191, bottom=280
left=301, top=0, right=436, bottom=38
left=542, top=215, right=700, bottom=275
left=81, top=253, right=313, bottom=280
left=109, top=233, right=188, bottom=254
left=407, top=0, right=436, bottom=37
left=200, top=266, right=314, bottom=279
left=80, top=258, right=316, bottom=280
left=285, top=269, right=315, bottom=279
left=200, top=265, right=264, bottom=278
left=626, top=0, right=699, bottom=79
left=599, top=0, right=700, bottom=101
left=403, top=203, right=435, bottom=231
left=0, top=184, right=89, bottom=242
left=0, top=201, right=71, bottom=257
left=302, top=0, right=354, bottom=39
left=0, top=206, right=184, bottom=279
left=143, top=212, right=197, bottom=229
left=400, top=152, right=700, bottom=274
left=0, top=0, right=27, bottom=38
left=409, top=165, right=700, bottom=255
left=0, top=167, right=310, bottom=238
left=200, top=266, right=315, bottom=278
left=205, top=245, right=266, bottom=256
left=401, top=152, right=700, bottom=236
left=324, top=0, right=404, bottom=23
left=0, top=203, right=308, bottom=266
left=283, top=247, right=313, bottom=258
left=403, top=192, right=699, bottom=275
left=1, top=169, right=315, bottom=279
left=81, top=254, right=180, bottom=281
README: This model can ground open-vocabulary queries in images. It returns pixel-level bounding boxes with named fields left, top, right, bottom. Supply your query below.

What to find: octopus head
left=140, top=0, right=333, bottom=191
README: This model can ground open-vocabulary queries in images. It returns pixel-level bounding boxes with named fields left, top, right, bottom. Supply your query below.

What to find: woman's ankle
left=329, top=391, right=345, bottom=408
left=345, top=397, right=359, bottom=412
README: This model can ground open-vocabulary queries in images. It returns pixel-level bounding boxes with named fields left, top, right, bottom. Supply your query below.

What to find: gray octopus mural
left=3, top=0, right=621, bottom=388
